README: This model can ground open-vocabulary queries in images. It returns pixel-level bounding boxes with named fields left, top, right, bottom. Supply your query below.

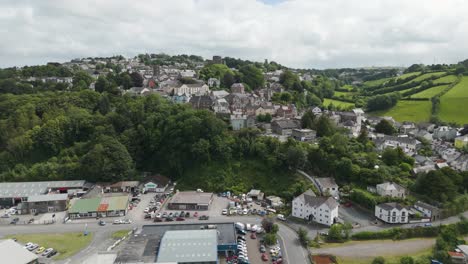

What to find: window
left=392, top=217, right=396, bottom=222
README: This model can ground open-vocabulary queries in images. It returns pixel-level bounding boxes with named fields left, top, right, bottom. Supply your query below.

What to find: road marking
left=277, top=232, right=289, bottom=264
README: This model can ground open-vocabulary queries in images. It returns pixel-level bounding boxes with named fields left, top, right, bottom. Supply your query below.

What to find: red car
left=193, top=212, right=198, bottom=217
left=261, top=253, right=269, bottom=261
left=250, top=233, right=257, bottom=239
left=273, top=258, right=283, bottom=264
left=176, top=217, right=185, bottom=221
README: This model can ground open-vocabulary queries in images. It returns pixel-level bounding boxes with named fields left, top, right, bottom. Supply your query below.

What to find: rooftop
left=27, top=193, right=69, bottom=203
left=68, top=196, right=128, bottom=213
left=316, top=177, right=338, bottom=189
left=108, top=181, right=139, bottom=188
left=169, top=191, right=213, bottom=205
left=0, top=239, right=38, bottom=264
left=157, top=230, right=217, bottom=263
left=0, top=180, right=87, bottom=198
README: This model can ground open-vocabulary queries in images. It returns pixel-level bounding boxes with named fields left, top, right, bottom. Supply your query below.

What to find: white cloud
left=1, top=0, right=468, bottom=68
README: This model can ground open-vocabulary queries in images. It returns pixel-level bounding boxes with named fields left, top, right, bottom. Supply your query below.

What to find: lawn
left=363, top=78, right=392, bottom=88
left=341, top=84, right=355, bottom=91
left=411, top=85, right=448, bottom=99
left=439, top=77, right=468, bottom=124
left=370, top=100, right=431, bottom=123
left=337, top=247, right=431, bottom=264
left=397, top=71, right=421, bottom=80
left=112, top=229, right=131, bottom=239
left=7, top=232, right=93, bottom=260
left=323, top=98, right=355, bottom=109
left=334, top=91, right=355, bottom=97
left=433, top=75, right=458, bottom=85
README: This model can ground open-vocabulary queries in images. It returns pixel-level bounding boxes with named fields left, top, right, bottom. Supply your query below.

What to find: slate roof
left=0, top=239, right=38, bottom=264
left=316, top=177, right=338, bottom=189
left=27, top=193, right=68, bottom=203
left=297, top=189, right=339, bottom=210
left=169, top=191, right=213, bottom=205
left=0, top=180, right=87, bottom=198
left=377, top=202, right=407, bottom=211
left=414, top=201, right=439, bottom=211
left=272, top=119, right=300, bottom=129
left=157, top=230, right=218, bottom=263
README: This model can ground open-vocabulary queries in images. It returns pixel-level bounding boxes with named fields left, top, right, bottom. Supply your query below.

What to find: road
left=277, top=223, right=309, bottom=264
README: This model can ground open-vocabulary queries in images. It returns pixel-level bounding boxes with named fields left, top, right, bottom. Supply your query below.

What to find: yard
left=370, top=100, right=432, bottom=123
left=7, top=232, right=93, bottom=260
left=439, top=77, right=468, bottom=125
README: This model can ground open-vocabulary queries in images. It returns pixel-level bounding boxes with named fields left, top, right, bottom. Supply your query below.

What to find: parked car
left=122, top=219, right=132, bottom=224
left=185, top=212, right=190, bottom=218
left=222, top=209, right=228, bottom=215
left=250, top=233, right=257, bottom=239
left=154, top=218, right=163, bottom=222
left=42, top=248, right=54, bottom=256
left=176, top=217, right=185, bottom=221
left=1, top=214, right=9, bottom=218
left=199, top=215, right=209, bottom=220
left=144, top=214, right=151, bottom=219
left=277, top=214, right=286, bottom=221
left=237, top=229, right=246, bottom=235
left=155, top=213, right=162, bottom=218
left=46, top=250, right=57, bottom=258
left=113, top=219, right=123, bottom=225
left=259, top=245, right=266, bottom=253
left=23, top=242, right=33, bottom=249
left=36, top=247, right=46, bottom=254
left=27, top=244, right=39, bottom=251
left=180, top=211, right=185, bottom=217
left=98, top=220, right=106, bottom=226
left=166, top=217, right=174, bottom=222
left=193, top=212, right=198, bottom=218
left=10, top=217, right=19, bottom=224
left=261, top=253, right=269, bottom=261
left=162, top=212, right=168, bottom=218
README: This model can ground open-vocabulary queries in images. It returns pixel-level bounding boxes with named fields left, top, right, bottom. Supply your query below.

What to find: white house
left=374, top=135, right=418, bottom=155
left=376, top=182, right=408, bottom=198
left=414, top=201, right=441, bottom=221
left=173, top=83, right=210, bottom=96
left=375, top=202, right=409, bottom=224
left=313, top=177, right=340, bottom=199
left=292, top=190, right=339, bottom=226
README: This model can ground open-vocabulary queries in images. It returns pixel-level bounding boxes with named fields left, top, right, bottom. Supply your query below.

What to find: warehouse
left=167, top=191, right=213, bottom=211
left=157, top=230, right=218, bottom=264
left=18, top=193, right=68, bottom=215
left=0, top=180, right=90, bottom=208
left=68, top=195, right=129, bottom=219
left=0, top=239, right=38, bottom=264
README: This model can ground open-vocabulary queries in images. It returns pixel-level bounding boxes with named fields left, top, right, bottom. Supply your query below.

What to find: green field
left=409, top=72, right=446, bottom=83
left=439, top=77, right=468, bottom=124
left=323, top=98, right=355, bottom=108
left=370, top=100, right=431, bottom=122
left=342, top=84, right=355, bottom=91
left=397, top=71, right=421, bottom=80
left=363, top=78, right=392, bottom=88
left=7, top=232, right=93, bottom=260
left=411, top=85, right=448, bottom=99
left=433, top=75, right=458, bottom=85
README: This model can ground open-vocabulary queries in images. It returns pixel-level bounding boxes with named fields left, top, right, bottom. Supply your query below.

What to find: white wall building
left=292, top=189, right=339, bottom=226
left=375, top=202, right=409, bottom=224
left=313, top=177, right=340, bottom=199
left=376, top=182, right=407, bottom=198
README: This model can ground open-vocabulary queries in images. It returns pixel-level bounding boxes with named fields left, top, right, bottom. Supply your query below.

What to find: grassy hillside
left=409, top=72, right=446, bottom=83
left=411, top=85, right=448, bottom=99
left=398, top=71, right=421, bottom=79
left=370, top=100, right=432, bottom=122
left=323, top=98, right=355, bottom=108
left=433, top=75, right=458, bottom=85
left=439, top=77, right=468, bottom=124
left=363, top=77, right=393, bottom=88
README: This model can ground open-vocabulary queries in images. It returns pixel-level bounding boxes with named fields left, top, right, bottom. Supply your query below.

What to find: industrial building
left=167, top=191, right=213, bottom=211
left=0, top=239, right=38, bottom=264
left=115, top=223, right=237, bottom=263
left=157, top=230, right=218, bottom=263
left=18, top=193, right=68, bottom=215
left=68, top=195, right=129, bottom=219
left=0, top=180, right=90, bottom=208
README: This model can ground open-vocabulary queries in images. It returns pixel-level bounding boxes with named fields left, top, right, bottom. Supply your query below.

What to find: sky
left=1, top=0, right=468, bottom=69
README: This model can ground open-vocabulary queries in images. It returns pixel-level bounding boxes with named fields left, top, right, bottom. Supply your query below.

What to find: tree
left=264, top=233, right=277, bottom=245
left=327, top=224, right=345, bottom=242
left=316, top=115, right=335, bottom=137
left=120, top=72, right=133, bottom=89
left=239, top=65, right=264, bottom=90
left=372, top=257, right=386, bottom=264
left=375, top=119, right=396, bottom=135
left=130, top=72, right=143, bottom=87
left=301, top=110, right=316, bottom=129
left=72, top=71, right=93, bottom=88
left=262, top=218, right=278, bottom=234
left=297, top=227, right=310, bottom=247
left=80, top=136, right=133, bottom=182
left=286, top=145, right=306, bottom=170
left=222, top=71, right=235, bottom=88
left=399, top=256, right=414, bottom=264
left=95, top=76, right=109, bottom=93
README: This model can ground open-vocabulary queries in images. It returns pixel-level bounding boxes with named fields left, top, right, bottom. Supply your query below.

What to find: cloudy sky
left=1, top=0, right=468, bottom=69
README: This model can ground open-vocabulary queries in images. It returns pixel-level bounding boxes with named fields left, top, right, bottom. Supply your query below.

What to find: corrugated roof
left=157, top=230, right=217, bottom=263
left=107, top=196, right=129, bottom=211
left=0, top=239, right=38, bottom=264
left=27, top=193, right=68, bottom=203
left=68, top=198, right=101, bottom=213
left=0, top=180, right=86, bottom=198
left=169, top=192, right=213, bottom=205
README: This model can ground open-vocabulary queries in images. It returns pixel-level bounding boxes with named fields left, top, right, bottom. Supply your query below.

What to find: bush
left=372, top=256, right=386, bottom=264
left=264, top=233, right=277, bottom=245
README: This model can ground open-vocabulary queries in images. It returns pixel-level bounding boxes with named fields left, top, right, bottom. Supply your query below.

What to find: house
left=271, top=119, right=300, bottom=136
left=106, top=181, right=139, bottom=193
left=414, top=201, right=441, bottom=221
left=210, top=90, right=229, bottom=99
left=172, top=93, right=191, bottom=103
left=341, top=120, right=361, bottom=137
left=143, top=175, right=170, bottom=193
left=313, top=177, right=339, bottom=199
left=255, top=104, right=276, bottom=116
left=190, top=95, right=213, bottom=110
left=375, top=202, right=409, bottom=224
left=400, top=122, right=417, bottom=134
left=230, top=83, right=245, bottom=94
left=265, top=196, right=283, bottom=208
left=179, top=69, right=196, bottom=79
left=247, top=189, right=264, bottom=200
left=225, top=93, right=251, bottom=111
left=0, top=239, right=38, bottom=264
left=292, top=189, right=339, bottom=226
left=292, top=129, right=316, bottom=142
left=417, top=123, right=436, bottom=133
left=455, top=135, right=468, bottom=149
left=455, top=245, right=468, bottom=264
left=311, top=106, right=322, bottom=115
left=448, top=251, right=466, bottom=264
left=173, top=83, right=210, bottom=96
left=376, top=182, right=407, bottom=198
left=246, top=115, right=256, bottom=128
left=433, top=126, right=458, bottom=141
left=230, top=111, right=247, bottom=131
left=212, top=98, right=230, bottom=114
left=207, top=78, right=220, bottom=88
left=276, top=105, right=297, bottom=119
left=374, top=135, right=418, bottom=155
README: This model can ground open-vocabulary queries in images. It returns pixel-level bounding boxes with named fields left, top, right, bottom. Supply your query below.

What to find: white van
left=246, top=223, right=252, bottom=231
left=235, top=222, right=245, bottom=230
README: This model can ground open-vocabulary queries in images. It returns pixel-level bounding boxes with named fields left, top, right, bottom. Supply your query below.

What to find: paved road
left=277, top=223, right=310, bottom=264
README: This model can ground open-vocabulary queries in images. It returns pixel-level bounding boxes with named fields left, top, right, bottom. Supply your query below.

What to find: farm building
left=68, top=196, right=129, bottom=219
left=167, top=191, right=213, bottom=210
